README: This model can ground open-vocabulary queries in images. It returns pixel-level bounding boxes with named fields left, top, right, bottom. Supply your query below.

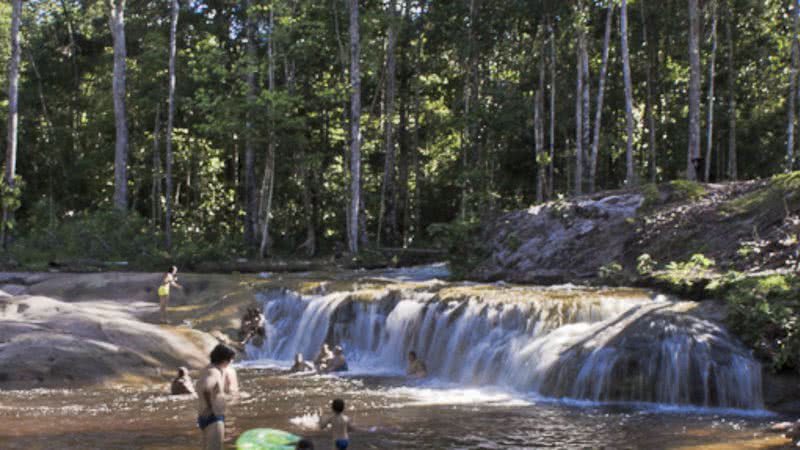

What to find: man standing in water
left=196, top=344, right=239, bottom=450
left=158, top=266, right=182, bottom=324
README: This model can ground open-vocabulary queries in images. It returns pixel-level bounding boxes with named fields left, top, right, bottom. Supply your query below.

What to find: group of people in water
left=158, top=266, right=429, bottom=449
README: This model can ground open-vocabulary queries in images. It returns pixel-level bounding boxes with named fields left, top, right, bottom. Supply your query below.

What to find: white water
left=250, top=285, right=764, bottom=410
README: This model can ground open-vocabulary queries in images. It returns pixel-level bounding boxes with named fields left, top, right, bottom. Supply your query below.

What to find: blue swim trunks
left=335, top=438, right=349, bottom=449
left=197, top=414, right=225, bottom=430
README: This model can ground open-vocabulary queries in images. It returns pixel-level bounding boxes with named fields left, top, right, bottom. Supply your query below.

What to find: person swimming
left=313, top=344, right=333, bottom=371
left=325, top=346, right=348, bottom=373
left=406, top=350, right=427, bottom=378
left=318, top=398, right=352, bottom=450
left=158, top=266, right=182, bottom=324
left=196, top=344, right=239, bottom=450
left=290, top=353, right=315, bottom=373
left=170, top=367, right=196, bottom=396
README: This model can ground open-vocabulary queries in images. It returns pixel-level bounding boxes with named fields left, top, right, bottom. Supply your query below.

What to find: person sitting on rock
left=314, top=343, right=334, bottom=371
left=406, top=351, right=427, bottom=378
left=171, top=367, right=196, bottom=396
left=325, top=346, right=349, bottom=373
left=290, top=352, right=315, bottom=373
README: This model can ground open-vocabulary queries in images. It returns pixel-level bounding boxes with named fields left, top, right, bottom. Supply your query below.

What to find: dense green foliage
left=1, top=0, right=800, bottom=262
left=709, top=273, right=800, bottom=372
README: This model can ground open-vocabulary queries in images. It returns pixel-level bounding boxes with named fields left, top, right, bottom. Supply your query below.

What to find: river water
left=0, top=266, right=794, bottom=449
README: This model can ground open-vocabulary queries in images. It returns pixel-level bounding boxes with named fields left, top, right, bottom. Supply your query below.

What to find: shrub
left=636, top=253, right=657, bottom=276
left=428, top=220, right=486, bottom=279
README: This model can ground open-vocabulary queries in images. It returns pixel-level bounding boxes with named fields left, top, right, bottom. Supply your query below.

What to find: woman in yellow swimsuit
left=159, top=266, right=182, bottom=323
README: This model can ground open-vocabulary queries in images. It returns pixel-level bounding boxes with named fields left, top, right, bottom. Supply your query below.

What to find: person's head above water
left=334, top=345, right=343, bottom=355
left=408, top=351, right=417, bottom=362
left=177, top=366, right=188, bottom=378
left=209, top=343, right=236, bottom=367
left=295, top=352, right=304, bottom=363
left=331, top=398, right=345, bottom=414
left=295, top=438, right=314, bottom=450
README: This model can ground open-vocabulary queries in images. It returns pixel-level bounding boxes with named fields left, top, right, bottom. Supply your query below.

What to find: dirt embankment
left=0, top=272, right=262, bottom=389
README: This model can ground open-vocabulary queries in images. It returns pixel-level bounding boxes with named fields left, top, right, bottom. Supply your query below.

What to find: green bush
left=428, top=220, right=486, bottom=279
left=710, top=273, right=800, bottom=372
left=636, top=253, right=657, bottom=276
left=658, top=253, right=715, bottom=288
left=598, top=261, right=624, bottom=284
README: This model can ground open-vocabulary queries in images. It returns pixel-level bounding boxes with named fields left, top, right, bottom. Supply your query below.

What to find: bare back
left=320, top=413, right=350, bottom=440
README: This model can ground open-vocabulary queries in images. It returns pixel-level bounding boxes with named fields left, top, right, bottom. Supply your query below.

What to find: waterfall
left=251, top=285, right=763, bottom=410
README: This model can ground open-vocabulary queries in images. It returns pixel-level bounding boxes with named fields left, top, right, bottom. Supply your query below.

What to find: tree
left=788, top=0, right=799, bottom=173
left=2, top=0, right=21, bottom=246
left=165, top=0, right=179, bottom=249
left=575, top=4, right=586, bottom=195
left=704, top=0, right=718, bottom=182
left=726, top=3, right=737, bottom=180
left=548, top=20, right=556, bottom=196
left=687, top=0, right=701, bottom=180
left=535, top=27, right=546, bottom=203
left=589, top=3, right=614, bottom=193
left=243, top=0, right=259, bottom=246
left=348, top=0, right=362, bottom=254
left=621, top=0, right=635, bottom=185
left=259, top=6, right=277, bottom=258
left=108, top=0, right=129, bottom=210
left=378, top=0, right=399, bottom=246
left=641, top=1, right=658, bottom=182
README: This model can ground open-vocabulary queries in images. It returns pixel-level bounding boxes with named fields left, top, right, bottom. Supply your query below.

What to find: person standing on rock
left=196, top=344, right=239, bottom=450
left=158, top=266, right=182, bottom=324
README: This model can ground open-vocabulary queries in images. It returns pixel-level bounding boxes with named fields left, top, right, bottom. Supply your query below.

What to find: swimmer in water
left=158, top=266, right=182, bottom=324
left=313, top=343, right=333, bottom=371
left=406, top=351, right=427, bottom=378
left=170, top=367, right=196, bottom=396
left=319, top=398, right=353, bottom=450
left=290, top=353, right=315, bottom=373
left=196, top=344, right=239, bottom=450
left=325, top=346, right=349, bottom=373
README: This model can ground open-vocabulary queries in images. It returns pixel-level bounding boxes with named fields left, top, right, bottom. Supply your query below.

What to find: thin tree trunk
left=580, top=11, right=591, bottom=183
left=260, top=7, right=277, bottom=257
left=704, top=0, right=718, bottom=181
left=590, top=3, right=614, bottom=193
left=59, top=0, right=80, bottom=161
left=348, top=0, right=362, bottom=254
left=411, top=0, right=427, bottom=244
left=2, top=0, right=21, bottom=246
left=548, top=21, right=556, bottom=197
left=152, top=104, right=162, bottom=229
left=726, top=4, right=737, bottom=180
left=108, top=0, right=129, bottom=210
left=687, top=0, right=701, bottom=180
left=621, top=0, right=635, bottom=185
left=535, top=28, right=546, bottom=203
left=165, top=0, right=179, bottom=249
left=575, top=11, right=585, bottom=195
left=243, top=0, right=259, bottom=247
left=788, top=0, right=799, bottom=172
left=461, top=0, right=478, bottom=219
left=641, top=2, right=658, bottom=182
left=378, top=0, right=399, bottom=247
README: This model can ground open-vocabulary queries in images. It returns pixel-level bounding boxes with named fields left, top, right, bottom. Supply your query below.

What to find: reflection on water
left=0, top=368, right=789, bottom=449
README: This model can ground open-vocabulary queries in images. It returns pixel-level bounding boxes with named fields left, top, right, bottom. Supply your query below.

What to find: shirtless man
left=196, top=344, right=239, bottom=450
left=325, top=346, right=349, bottom=373
left=407, top=351, right=427, bottom=378
left=313, top=343, right=333, bottom=371
left=290, top=352, right=315, bottom=373
left=319, top=398, right=353, bottom=450
left=170, top=367, right=196, bottom=396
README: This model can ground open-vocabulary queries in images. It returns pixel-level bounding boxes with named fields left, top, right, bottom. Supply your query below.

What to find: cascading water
left=250, top=283, right=763, bottom=410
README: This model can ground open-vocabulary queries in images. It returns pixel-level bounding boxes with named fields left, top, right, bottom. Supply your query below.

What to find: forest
left=0, top=0, right=798, bottom=267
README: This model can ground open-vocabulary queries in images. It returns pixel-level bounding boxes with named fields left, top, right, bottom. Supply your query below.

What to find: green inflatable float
left=236, top=428, right=301, bottom=450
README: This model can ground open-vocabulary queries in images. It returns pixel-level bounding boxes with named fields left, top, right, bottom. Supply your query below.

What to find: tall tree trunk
left=589, top=3, right=614, bottom=193
left=348, top=0, right=362, bottom=254
left=378, top=0, right=399, bottom=247
left=152, top=104, right=162, bottom=229
left=535, top=29, right=546, bottom=203
left=411, top=0, right=427, bottom=244
left=59, top=0, right=81, bottom=162
left=575, top=11, right=585, bottom=195
left=243, top=0, right=259, bottom=247
left=461, top=0, right=478, bottom=219
left=548, top=21, right=556, bottom=196
left=2, top=0, right=22, bottom=246
left=704, top=0, right=718, bottom=181
left=108, top=0, right=129, bottom=210
left=580, top=9, right=591, bottom=183
left=788, top=0, right=799, bottom=172
left=165, top=0, right=179, bottom=249
left=621, top=0, right=635, bottom=185
left=687, top=0, right=702, bottom=180
left=260, top=7, right=277, bottom=257
left=726, top=4, right=737, bottom=180
left=641, top=2, right=658, bottom=182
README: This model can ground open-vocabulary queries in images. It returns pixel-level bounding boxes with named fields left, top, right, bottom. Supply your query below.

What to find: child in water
left=318, top=398, right=352, bottom=450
